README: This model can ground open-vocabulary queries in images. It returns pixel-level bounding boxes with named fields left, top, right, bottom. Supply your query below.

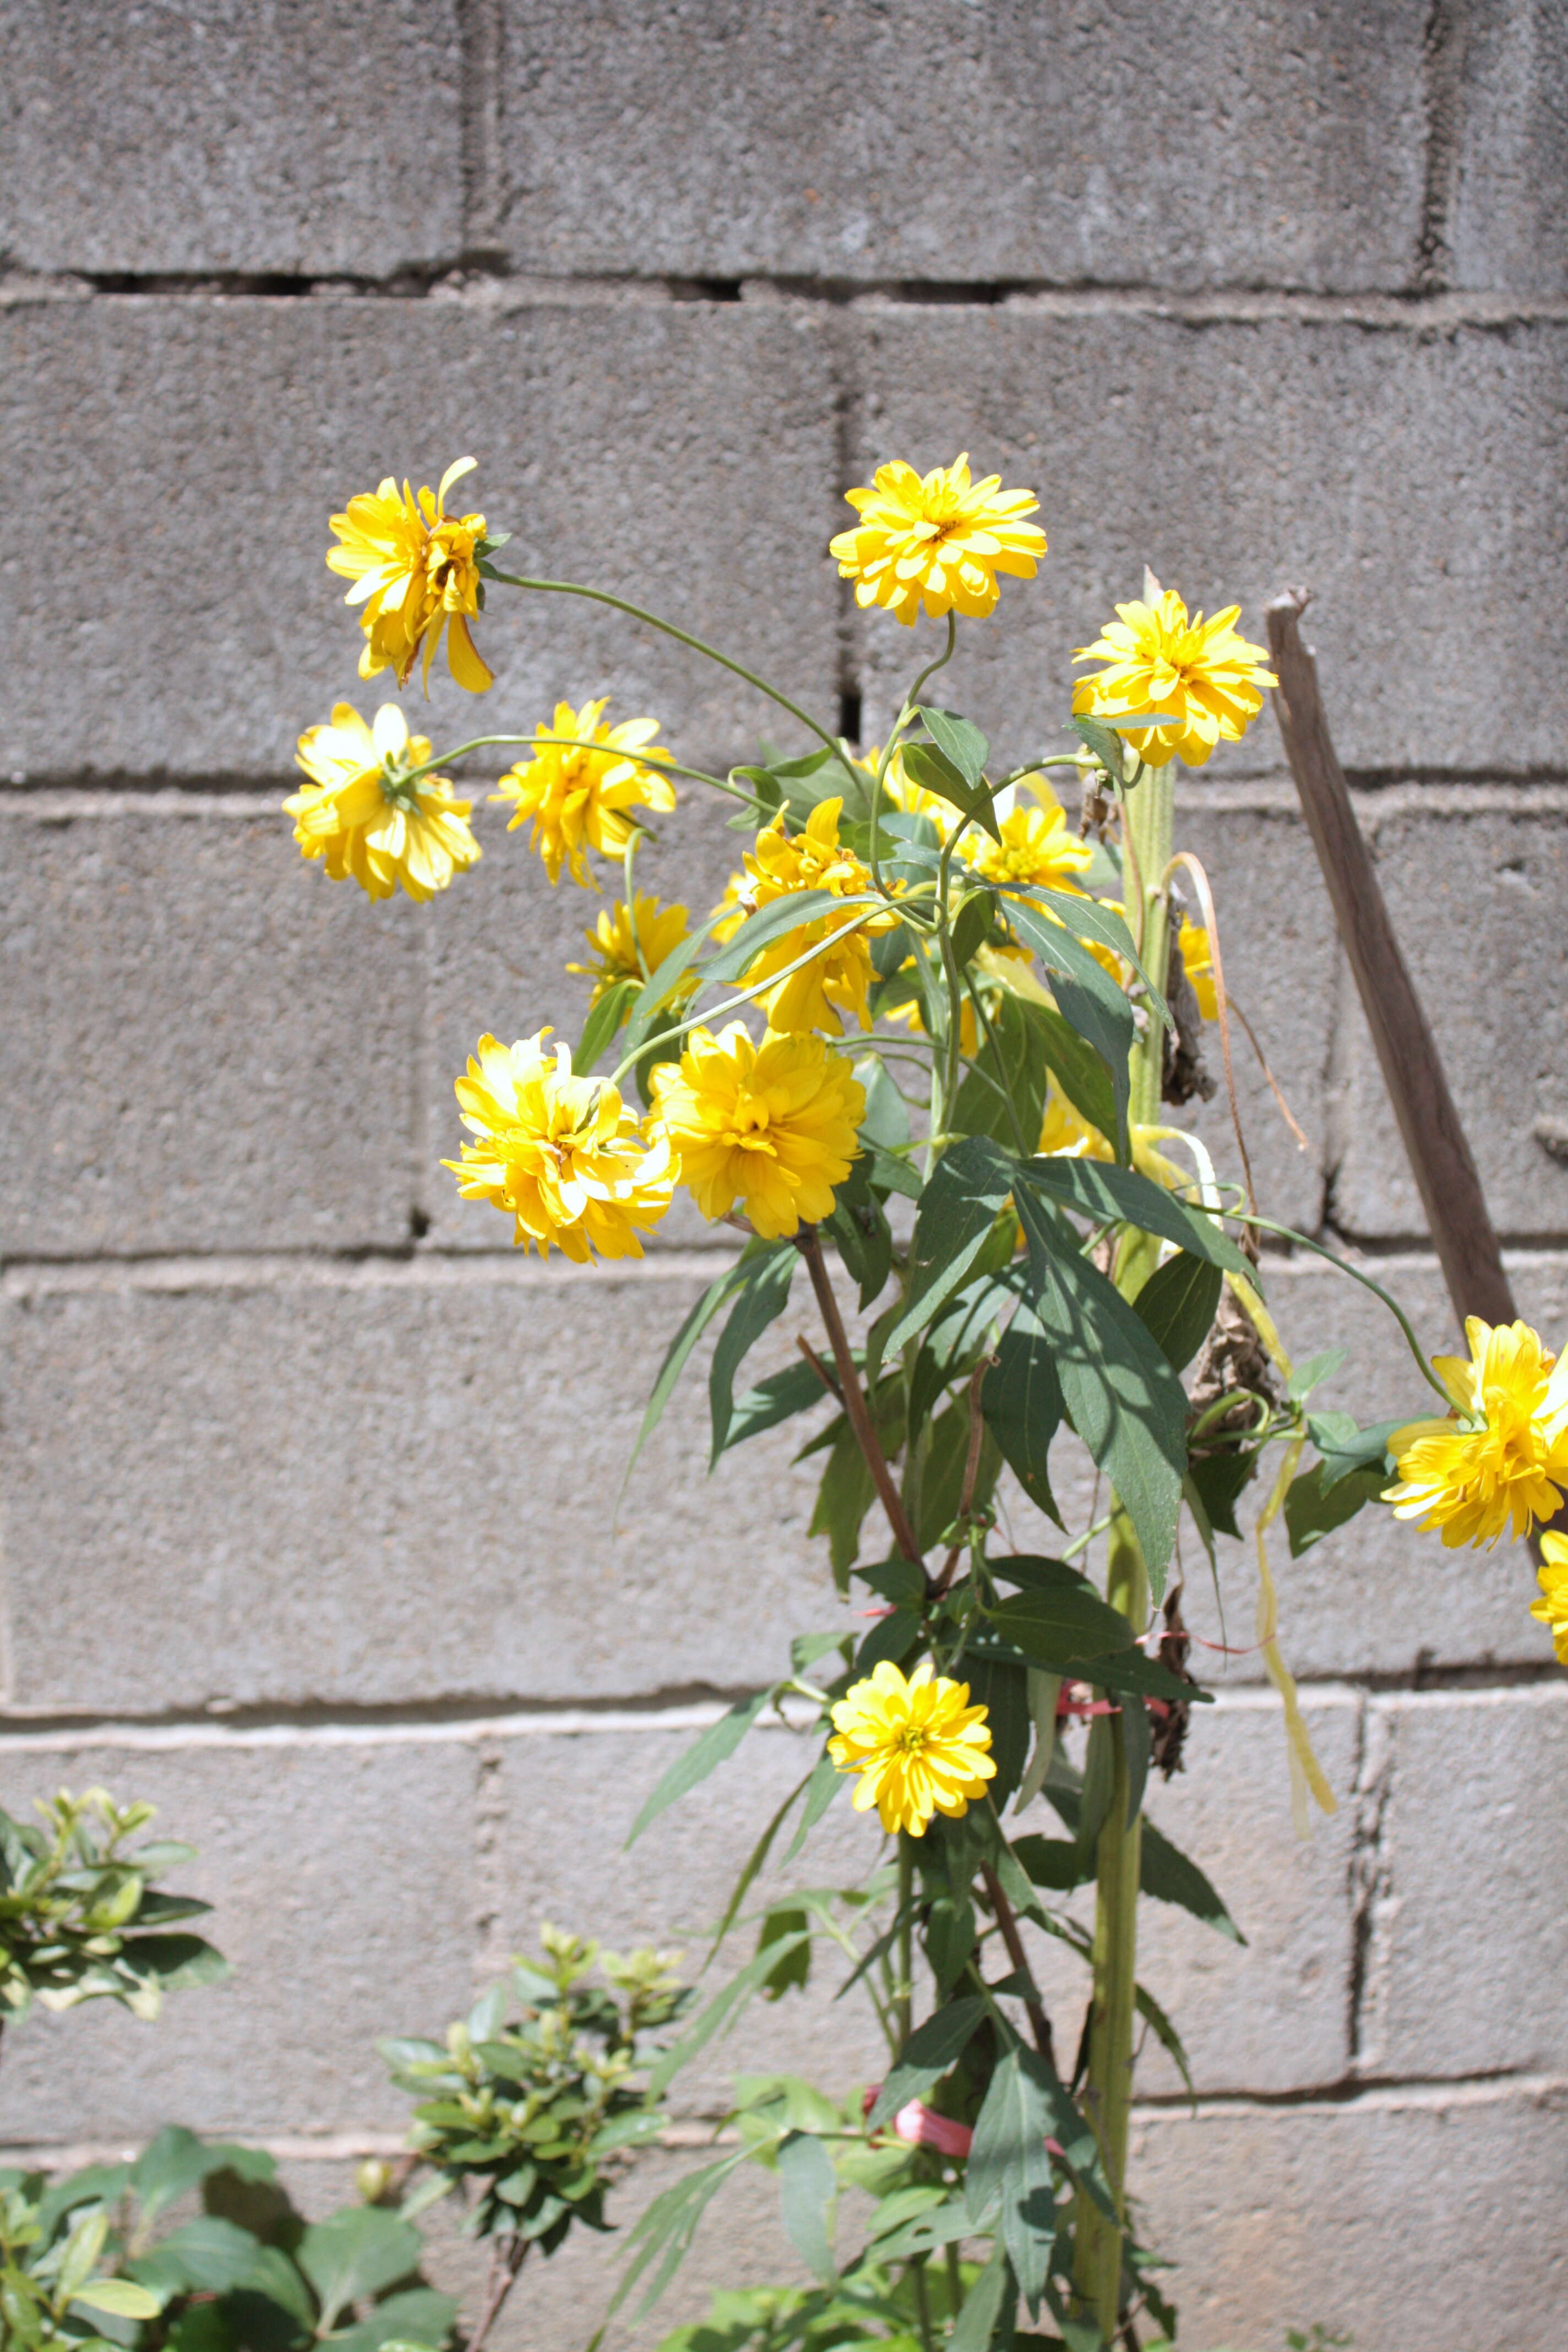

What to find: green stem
left=1070, top=762, right=1174, bottom=2340
left=488, top=574, right=863, bottom=791
left=896, top=1832, right=915, bottom=2048
left=402, top=733, right=759, bottom=808
left=870, top=613, right=959, bottom=895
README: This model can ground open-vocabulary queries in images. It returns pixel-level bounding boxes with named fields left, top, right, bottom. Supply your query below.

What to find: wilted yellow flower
left=1179, top=916, right=1218, bottom=1020
left=647, top=1023, right=864, bottom=1239
left=1385, top=1317, right=1568, bottom=1548
left=1530, top=1533, right=1568, bottom=1662
left=443, top=1031, right=673, bottom=1261
left=831, top=454, right=1046, bottom=628
left=828, top=1661, right=995, bottom=1837
left=714, top=798, right=890, bottom=1037
left=1073, top=589, right=1276, bottom=769
left=327, top=456, right=494, bottom=694
left=964, top=784, right=1093, bottom=892
left=567, top=892, right=696, bottom=1016
left=492, top=699, right=676, bottom=888
left=284, top=701, right=481, bottom=903
left=1034, top=1082, right=1190, bottom=1193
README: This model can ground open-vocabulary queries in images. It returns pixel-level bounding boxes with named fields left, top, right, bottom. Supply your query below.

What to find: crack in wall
left=1346, top=1700, right=1397, bottom=2075
left=1417, top=0, right=1469, bottom=293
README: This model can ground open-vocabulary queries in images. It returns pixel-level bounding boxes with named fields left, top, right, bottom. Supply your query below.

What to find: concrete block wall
left=2, top=7, right=1566, bottom=2348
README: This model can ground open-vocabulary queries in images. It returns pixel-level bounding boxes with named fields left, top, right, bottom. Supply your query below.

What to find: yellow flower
left=1072, top=588, right=1276, bottom=769
left=284, top=701, right=481, bottom=902
left=714, top=798, right=890, bottom=1037
left=492, top=698, right=676, bottom=888
left=1179, top=916, right=1218, bottom=1020
left=443, top=1030, right=674, bottom=1261
left=327, top=456, right=494, bottom=694
left=1385, top=1317, right=1568, bottom=1549
left=827, top=1662, right=995, bottom=1837
left=647, top=1023, right=864, bottom=1239
left=1530, top=1533, right=1568, bottom=1662
left=567, top=892, right=696, bottom=1016
left=964, top=783, right=1093, bottom=892
left=831, top=454, right=1046, bottom=628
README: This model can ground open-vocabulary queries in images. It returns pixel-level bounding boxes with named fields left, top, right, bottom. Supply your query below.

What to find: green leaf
left=624, top=1251, right=759, bottom=1487
left=621, top=913, right=723, bottom=1056
left=147, top=2217, right=263, bottom=2294
left=722, top=1360, right=830, bottom=1453
left=881, top=1137, right=1014, bottom=1357
left=776, top=2134, right=836, bottom=2286
left=119, top=1933, right=230, bottom=1992
left=953, top=989, right=1048, bottom=1153
left=915, top=1391, right=997, bottom=1553
left=705, top=890, right=870, bottom=986
left=571, top=978, right=639, bottom=1075
left=982, top=1306, right=1064, bottom=1520
left=809, top=1423, right=880, bottom=1585
left=1014, top=1192, right=1186, bottom=1588
left=1068, top=715, right=1131, bottom=775
left=826, top=1191, right=894, bottom=1311
left=68, top=2280, right=162, bottom=2321
left=1009, top=1834, right=1090, bottom=1893
left=1288, top=1346, right=1348, bottom=1403
left=297, top=2209, right=421, bottom=2333
left=1132, top=1251, right=1223, bottom=1371
left=1000, top=899, right=1134, bottom=1154
left=329, top=2288, right=458, bottom=2352
left=56, top=2211, right=110, bottom=2302
left=947, top=2244, right=1013, bottom=2352
left=627, top=1686, right=777, bottom=1847
left=1135, top=1977, right=1195, bottom=2106
left=900, top=744, right=1001, bottom=843
left=851, top=1608, right=921, bottom=1679
left=964, top=2045, right=1087, bottom=2313
left=708, top=1769, right=815, bottom=1957
left=958, top=1655, right=1029, bottom=1806
left=1019, top=1157, right=1248, bottom=1275
left=1041, top=1790, right=1243, bottom=1940
left=783, top=1751, right=843, bottom=1864
left=609, top=2150, right=751, bottom=2322
left=1283, top=1460, right=1386, bottom=1559
left=857, top=1058, right=911, bottom=1154
left=950, top=889, right=993, bottom=970
left=709, top=1248, right=796, bottom=1463
left=647, top=1932, right=812, bottom=2097
left=865, top=1997, right=987, bottom=2130
left=1023, top=998, right=1120, bottom=1146
left=1186, top=1444, right=1259, bottom=1538
left=985, top=1558, right=1135, bottom=1660
left=915, top=706, right=989, bottom=790
left=1308, top=1411, right=1405, bottom=1490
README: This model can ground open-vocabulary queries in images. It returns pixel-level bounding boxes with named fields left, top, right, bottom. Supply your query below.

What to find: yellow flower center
left=896, top=1724, right=927, bottom=1755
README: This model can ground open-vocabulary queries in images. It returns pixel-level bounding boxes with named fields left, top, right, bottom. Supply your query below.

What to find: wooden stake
left=1264, top=589, right=1517, bottom=1333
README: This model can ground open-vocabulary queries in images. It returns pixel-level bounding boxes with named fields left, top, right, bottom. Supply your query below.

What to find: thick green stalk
left=1071, top=761, right=1175, bottom=2338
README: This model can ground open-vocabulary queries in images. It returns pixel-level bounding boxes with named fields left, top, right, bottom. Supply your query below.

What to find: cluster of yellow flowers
left=284, top=445, right=1568, bottom=1819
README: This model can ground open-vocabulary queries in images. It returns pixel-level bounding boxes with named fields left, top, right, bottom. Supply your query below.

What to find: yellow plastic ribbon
left=1255, top=1434, right=1337, bottom=1838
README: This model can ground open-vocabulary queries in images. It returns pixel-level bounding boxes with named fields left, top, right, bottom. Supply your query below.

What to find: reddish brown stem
left=796, top=1226, right=923, bottom=1567
left=465, top=2234, right=526, bottom=2352
left=796, top=1331, right=842, bottom=1402
left=980, top=1860, right=1055, bottom=2068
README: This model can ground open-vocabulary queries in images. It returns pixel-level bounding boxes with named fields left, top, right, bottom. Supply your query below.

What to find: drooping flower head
left=1529, top=1533, right=1568, bottom=1662
left=567, top=892, right=696, bottom=1018
left=828, top=1661, right=995, bottom=1837
left=492, top=699, right=676, bottom=887
left=1385, top=1317, right=1568, bottom=1548
left=1179, top=916, right=1218, bottom=1020
left=831, top=454, right=1046, bottom=628
left=1072, top=588, right=1276, bottom=769
left=714, top=798, right=893, bottom=1037
left=647, top=1023, right=864, bottom=1239
left=284, top=701, right=481, bottom=902
left=327, top=456, right=494, bottom=694
left=443, top=1030, right=674, bottom=1261
left=963, top=782, right=1094, bottom=893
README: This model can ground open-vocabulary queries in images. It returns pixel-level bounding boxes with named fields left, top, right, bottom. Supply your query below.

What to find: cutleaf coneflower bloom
left=963, top=784, right=1094, bottom=892
left=567, top=892, right=696, bottom=1019
left=1385, top=1317, right=1568, bottom=1548
left=284, top=702, right=480, bottom=902
left=444, top=1031, right=674, bottom=1261
left=328, top=456, right=494, bottom=694
left=712, top=798, right=891, bottom=1037
left=1072, top=587, right=1275, bottom=769
left=1530, top=1533, right=1568, bottom=1662
left=831, top=454, right=1046, bottom=627
left=492, top=699, right=676, bottom=886
left=828, top=1662, right=995, bottom=1836
left=647, top=1024, right=863, bottom=1238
